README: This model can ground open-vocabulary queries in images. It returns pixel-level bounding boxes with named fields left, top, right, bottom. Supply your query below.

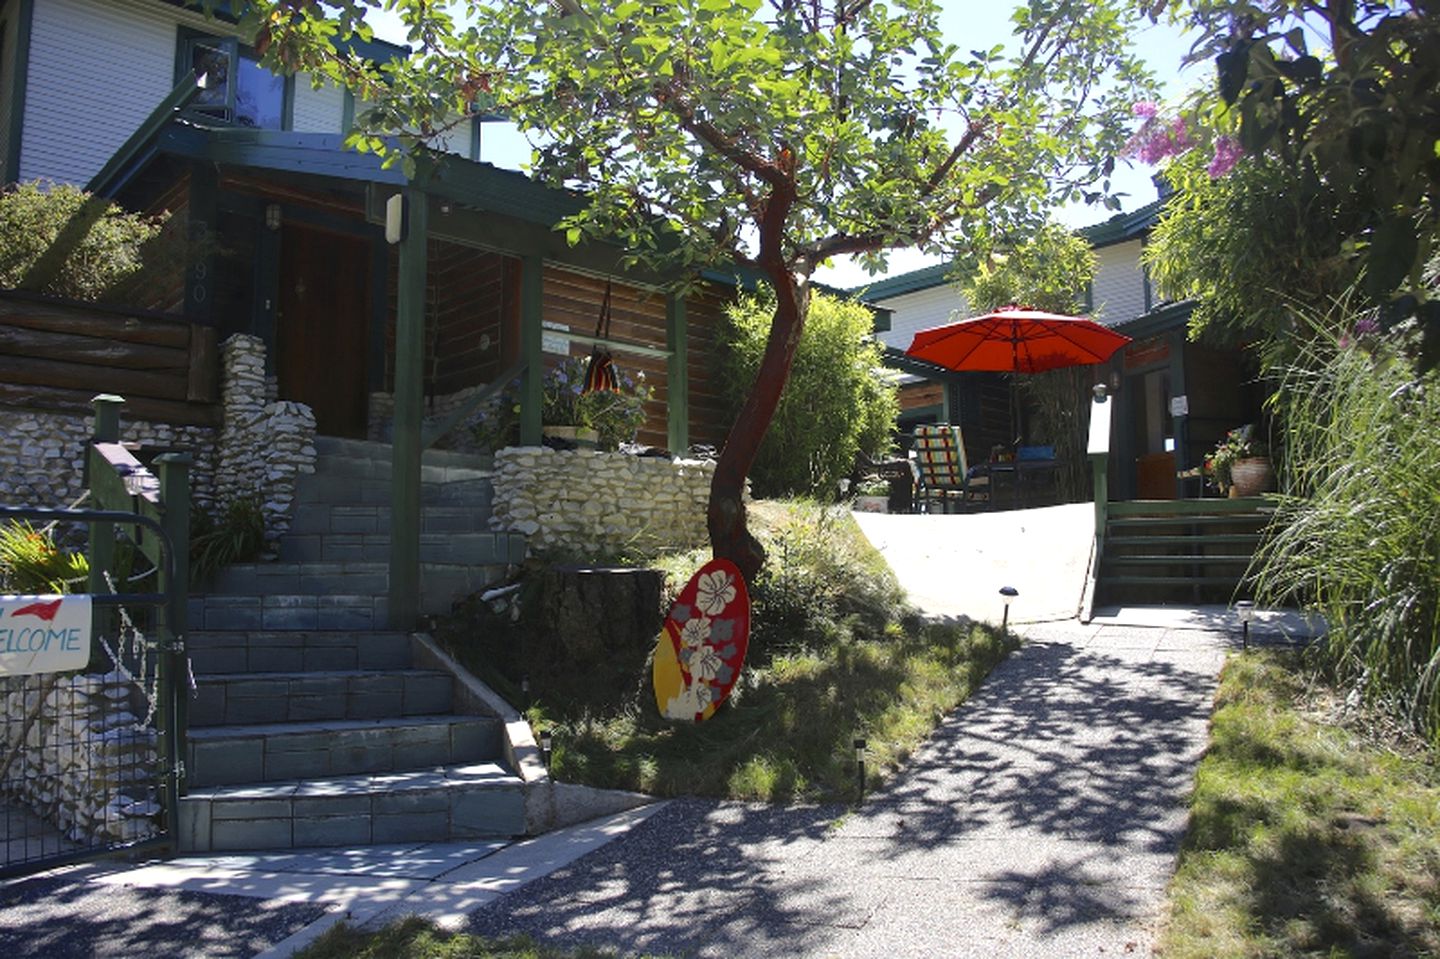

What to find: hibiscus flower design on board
left=652, top=558, right=752, bottom=722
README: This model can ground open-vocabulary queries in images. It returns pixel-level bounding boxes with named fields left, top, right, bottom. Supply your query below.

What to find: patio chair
left=912, top=424, right=989, bottom=513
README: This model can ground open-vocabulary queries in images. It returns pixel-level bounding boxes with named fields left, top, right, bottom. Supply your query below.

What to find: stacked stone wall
left=0, top=672, right=160, bottom=846
left=490, top=447, right=735, bottom=557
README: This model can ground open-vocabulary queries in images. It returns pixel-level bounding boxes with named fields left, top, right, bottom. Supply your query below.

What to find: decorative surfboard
left=652, top=558, right=751, bottom=722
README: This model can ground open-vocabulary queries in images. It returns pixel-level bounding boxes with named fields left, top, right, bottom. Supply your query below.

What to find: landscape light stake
left=999, top=586, right=1019, bottom=635
left=854, top=736, right=867, bottom=799
left=540, top=729, right=553, bottom=770
left=1235, top=600, right=1254, bottom=650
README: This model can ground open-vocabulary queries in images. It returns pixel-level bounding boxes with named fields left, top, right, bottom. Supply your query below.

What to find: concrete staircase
left=1094, top=497, right=1272, bottom=607
left=178, top=437, right=529, bottom=852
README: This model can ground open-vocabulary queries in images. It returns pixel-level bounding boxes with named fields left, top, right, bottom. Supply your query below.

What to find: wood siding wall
left=0, top=293, right=219, bottom=425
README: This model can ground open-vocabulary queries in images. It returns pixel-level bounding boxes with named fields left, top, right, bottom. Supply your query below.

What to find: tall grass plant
left=1251, top=304, right=1440, bottom=742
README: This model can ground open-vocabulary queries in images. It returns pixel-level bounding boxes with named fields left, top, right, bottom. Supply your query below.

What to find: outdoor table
left=981, top=457, right=1060, bottom=509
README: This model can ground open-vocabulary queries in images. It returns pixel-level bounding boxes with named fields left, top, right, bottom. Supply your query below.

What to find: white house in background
left=0, top=0, right=488, bottom=187
left=857, top=196, right=1262, bottom=501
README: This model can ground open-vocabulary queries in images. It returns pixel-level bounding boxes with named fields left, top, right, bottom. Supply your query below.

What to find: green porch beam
left=666, top=293, right=689, bottom=453
left=518, top=253, right=543, bottom=446
left=3, top=0, right=34, bottom=186
left=389, top=175, right=429, bottom=630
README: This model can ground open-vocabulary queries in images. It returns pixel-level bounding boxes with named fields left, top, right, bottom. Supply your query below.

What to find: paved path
left=463, top=617, right=1251, bottom=957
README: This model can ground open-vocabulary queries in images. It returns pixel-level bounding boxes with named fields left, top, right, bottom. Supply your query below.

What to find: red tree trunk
left=707, top=181, right=807, bottom=584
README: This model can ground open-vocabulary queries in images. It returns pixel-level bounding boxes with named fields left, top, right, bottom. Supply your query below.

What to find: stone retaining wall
left=490, top=447, right=732, bottom=556
left=0, top=335, right=315, bottom=545
left=0, top=672, right=160, bottom=846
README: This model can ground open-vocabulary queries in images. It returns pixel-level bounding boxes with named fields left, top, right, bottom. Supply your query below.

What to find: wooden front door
left=277, top=224, right=370, bottom=438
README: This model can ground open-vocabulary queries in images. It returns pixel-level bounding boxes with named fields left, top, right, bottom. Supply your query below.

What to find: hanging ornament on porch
left=652, top=558, right=750, bottom=722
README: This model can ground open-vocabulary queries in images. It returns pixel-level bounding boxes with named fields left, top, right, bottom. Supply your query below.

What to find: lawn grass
left=1161, top=650, right=1440, bottom=958
left=550, top=615, right=1012, bottom=802
left=295, top=918, right=635, bottom=959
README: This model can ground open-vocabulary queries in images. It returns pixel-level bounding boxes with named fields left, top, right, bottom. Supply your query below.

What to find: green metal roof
left=1114, top=298, right=1194, bottom=339
left=848, top=260, right=958, bottom=300
left=1075, top=199, right=1164, bottom=249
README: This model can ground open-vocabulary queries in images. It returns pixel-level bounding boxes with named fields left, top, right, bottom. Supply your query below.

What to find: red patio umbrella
left=905, top=306, right=1131, bottom=443
left=906, top=307, right=1131, bottom=374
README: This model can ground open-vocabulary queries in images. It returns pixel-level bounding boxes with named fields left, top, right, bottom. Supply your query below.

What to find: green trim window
left=177, top=28, right=289, bottom=130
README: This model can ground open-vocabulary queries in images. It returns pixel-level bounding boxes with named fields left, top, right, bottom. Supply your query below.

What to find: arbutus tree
left=240, top=0, right=1153, bottom=581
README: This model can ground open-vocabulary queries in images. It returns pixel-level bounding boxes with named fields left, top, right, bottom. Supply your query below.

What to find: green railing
left=86, top=394, right=190, bottom=820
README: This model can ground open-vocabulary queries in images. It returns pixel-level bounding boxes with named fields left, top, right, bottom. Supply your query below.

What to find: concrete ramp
left=851, top=504, right=1093, bottom=626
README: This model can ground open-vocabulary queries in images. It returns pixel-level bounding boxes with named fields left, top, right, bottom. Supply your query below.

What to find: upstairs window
left=179, top=30, right=287, bottom=130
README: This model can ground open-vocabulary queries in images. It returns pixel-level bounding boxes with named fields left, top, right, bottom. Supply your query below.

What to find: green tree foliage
left=241, top=0, right=1153, bottom=576
left=962, top=221, right=1096, bottom=316
left=1161, top=0, right=1440, bottom=369
left=720, top=291, right=896, bottom=499
left=1145, top=146, right=1367, bottom=343
left=0, top=182, right=175, bottom=303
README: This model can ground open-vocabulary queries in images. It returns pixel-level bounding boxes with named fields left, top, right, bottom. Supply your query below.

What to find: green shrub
left=0, top=522, right=89, bottom=593
left=1251, top=303, right=1440, bottom=743
left=0, top=182, right=179, bottom=304
left=719, top=291, right=899, bottom=498
left=190, top=497, right=266, bottom=584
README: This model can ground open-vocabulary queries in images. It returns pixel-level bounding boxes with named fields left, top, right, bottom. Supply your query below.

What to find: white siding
left=20, top=0, right=233, bottom=185
left=869, top=283, right=969, bottom=353
left=290, top=73, right=345, bottom=133
left=1090, top=239, right=1148, bottom=326
left=434, top=116, right=472, bottom=159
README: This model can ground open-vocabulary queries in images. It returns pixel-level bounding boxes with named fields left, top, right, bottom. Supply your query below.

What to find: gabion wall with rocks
left=490, top=447, right=732, bottom=556
left=0, top=335, right=316, bottom=546
left=217, top=335, right=317, bottom=544
left=0, top=672, right=161, bottom=846
left=0, top=410, right=218, bottom=513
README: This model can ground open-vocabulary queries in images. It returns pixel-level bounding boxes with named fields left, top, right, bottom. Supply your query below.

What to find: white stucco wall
left=1090, top=239, right=1149, bottom=326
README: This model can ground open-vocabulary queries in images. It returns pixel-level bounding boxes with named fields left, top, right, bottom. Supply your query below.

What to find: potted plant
left=541, top=357, right=600, bottom=447
left=1204, top=424, right=1273, bottom=497
left=852, top=479, right=891, bottom=513
left=577, top=368, right=654, bottom=451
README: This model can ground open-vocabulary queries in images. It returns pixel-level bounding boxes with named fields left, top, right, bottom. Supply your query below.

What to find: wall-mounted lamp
left=264, top=203, right=281, bottom=231
left=540, top=729, right=553, bottom=769
left=999, top=586, right=1019, bottom=634
left=1234, top=600, right=1255, bottom=650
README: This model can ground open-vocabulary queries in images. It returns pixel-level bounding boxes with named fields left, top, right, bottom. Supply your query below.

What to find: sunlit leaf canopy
left=242, top=0, right=1155, bottom=286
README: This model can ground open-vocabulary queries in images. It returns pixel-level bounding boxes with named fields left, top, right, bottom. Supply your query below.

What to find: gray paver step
left=178, top=762, right=526, bottom=851
left=294, top=475, right=495, bottom=508
left=184, top=630, right=412, bottom=673
left=190, top=669, right=454, bottom=727
left=186, top=714, right=504, bottom=788
left=277, top=530, right=524, bottom=565
left=313, top=435, right=493, bottom=470
left=286, top=504, right=495, bottom=536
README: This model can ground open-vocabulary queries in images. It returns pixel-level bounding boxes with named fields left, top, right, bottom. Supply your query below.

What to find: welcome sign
left=0, top=595, right=92, bottom=677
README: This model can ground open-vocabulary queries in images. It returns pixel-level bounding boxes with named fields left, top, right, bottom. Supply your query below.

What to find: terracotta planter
left=1228, top=457, right=1275, bottom=497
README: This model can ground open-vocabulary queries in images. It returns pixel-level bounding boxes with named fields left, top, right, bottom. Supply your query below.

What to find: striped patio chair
left=912, top=424, right=989, bottom=513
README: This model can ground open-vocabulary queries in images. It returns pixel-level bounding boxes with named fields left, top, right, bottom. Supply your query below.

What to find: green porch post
left=518, top=253, right=543, bottom=447
left=87, top=394, right=123, bottom=598
left=389, top=180, right=429, bottom=630
left=666, top=293, right=689, bottom=453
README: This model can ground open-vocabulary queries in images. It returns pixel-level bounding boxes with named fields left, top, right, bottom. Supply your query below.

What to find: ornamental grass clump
left=1250, top=305, right=1440, bottom=743
left=0, top=521, right=88, bottom=594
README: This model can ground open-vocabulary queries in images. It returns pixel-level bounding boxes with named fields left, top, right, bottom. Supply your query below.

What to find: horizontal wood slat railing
left=0, top=292, right=219, bottom=426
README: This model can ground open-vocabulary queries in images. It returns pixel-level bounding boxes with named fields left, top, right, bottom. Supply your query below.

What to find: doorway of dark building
left=277, top=224, right=371, bottom=438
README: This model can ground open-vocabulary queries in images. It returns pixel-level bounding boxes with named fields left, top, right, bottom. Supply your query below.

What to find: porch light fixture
left=999, top=586, right=1019, bottom=634
left=540, top=729, right=553, bottom=768
left=1235, top=600, right=1255, bottom=650
left=264, top=203, right=281, bottom=231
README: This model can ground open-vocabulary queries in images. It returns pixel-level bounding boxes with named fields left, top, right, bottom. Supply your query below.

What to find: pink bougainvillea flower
left=1132, top=101, right=1159, bottom=119
left=1207, top=136, right=1242, bottom=177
